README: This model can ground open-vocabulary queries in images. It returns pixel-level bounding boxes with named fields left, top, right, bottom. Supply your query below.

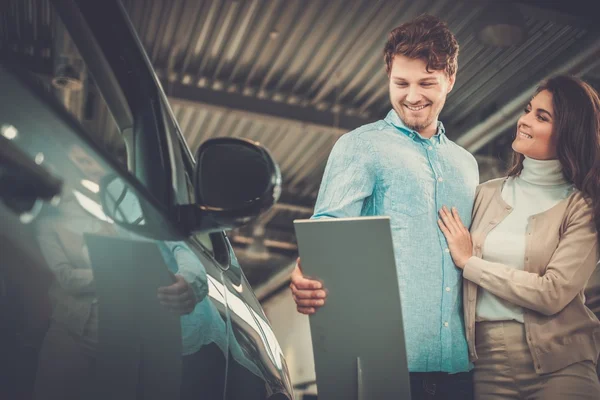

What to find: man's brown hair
left=384, top=14, right=459, bottom=77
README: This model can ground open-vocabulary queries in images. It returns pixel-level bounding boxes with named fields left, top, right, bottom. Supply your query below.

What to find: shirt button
left=445, top=287, right=451, bottom=292
left=443, top=322, right=449, bottom=327
left=437, top=177, right=444, bottom=183
left=428, top=145, right=433, bottom=150
left=445, top=248, right=450, bottom=253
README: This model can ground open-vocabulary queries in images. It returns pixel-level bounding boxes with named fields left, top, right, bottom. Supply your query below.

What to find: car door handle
left=0, top=135, right=63, bottom=205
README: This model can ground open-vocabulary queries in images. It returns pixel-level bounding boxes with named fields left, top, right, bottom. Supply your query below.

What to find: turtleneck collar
left=519, top=156, right=567, bottom=186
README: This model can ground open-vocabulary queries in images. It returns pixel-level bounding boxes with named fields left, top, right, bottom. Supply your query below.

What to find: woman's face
left=512, top=89, right=558, bottom=160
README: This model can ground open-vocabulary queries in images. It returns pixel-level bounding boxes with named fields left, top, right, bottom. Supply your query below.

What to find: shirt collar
left=384, top=109, right=446, bottom=144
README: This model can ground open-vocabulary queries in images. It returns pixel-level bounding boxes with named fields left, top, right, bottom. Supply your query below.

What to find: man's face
left=388, top=55, right=455, bottom=136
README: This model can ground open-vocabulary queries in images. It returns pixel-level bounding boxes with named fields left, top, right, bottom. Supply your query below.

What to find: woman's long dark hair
left=507, top=75, right=600, bottom=232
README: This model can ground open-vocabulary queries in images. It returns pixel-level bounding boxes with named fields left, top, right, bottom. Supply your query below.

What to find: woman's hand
left=437, top=206, right=473, bottom=269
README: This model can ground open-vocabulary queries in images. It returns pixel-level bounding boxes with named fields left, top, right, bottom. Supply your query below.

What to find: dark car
left=0, top=0, right=292, bottom=399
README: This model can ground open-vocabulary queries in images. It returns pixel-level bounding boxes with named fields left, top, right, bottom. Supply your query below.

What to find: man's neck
left=417, top=121, right=438, bottom=139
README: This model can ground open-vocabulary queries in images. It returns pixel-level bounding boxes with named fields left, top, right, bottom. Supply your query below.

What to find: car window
left=1, top=1, right=180, bottom=207
left=19, top=15, right=130, bottom=174
left=196, top=232, right=214, bottom=254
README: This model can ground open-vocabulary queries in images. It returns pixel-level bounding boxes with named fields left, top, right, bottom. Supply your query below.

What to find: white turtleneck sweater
left=476, top=156, right=574, bottom=322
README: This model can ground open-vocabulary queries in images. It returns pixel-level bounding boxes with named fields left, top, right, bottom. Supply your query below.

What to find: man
left=290, top=15, right=479, bottom=399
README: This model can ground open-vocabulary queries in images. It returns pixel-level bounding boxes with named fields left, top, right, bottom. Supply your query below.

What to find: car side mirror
left=178, top=137, right=281, bottom=233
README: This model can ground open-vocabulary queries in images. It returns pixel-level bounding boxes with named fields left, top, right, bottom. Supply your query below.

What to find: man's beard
left=403, top=118, right=432, bottom=132
left=394, top=105, right=435, bottom=133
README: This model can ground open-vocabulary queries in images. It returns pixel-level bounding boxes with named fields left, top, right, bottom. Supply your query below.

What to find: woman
left=438, top=75, right=600, bottom=399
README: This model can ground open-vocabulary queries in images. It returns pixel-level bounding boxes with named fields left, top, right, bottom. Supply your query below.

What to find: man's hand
left=290, top=258, right=327, bottom=315
left=158, top=273, right=197, bottom=315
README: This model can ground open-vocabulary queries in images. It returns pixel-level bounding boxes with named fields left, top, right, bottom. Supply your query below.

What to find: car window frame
left=64, top=0, right=175, bottom=206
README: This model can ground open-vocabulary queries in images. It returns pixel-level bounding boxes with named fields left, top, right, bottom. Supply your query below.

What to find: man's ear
left=447, top=73, right=456, bottom=93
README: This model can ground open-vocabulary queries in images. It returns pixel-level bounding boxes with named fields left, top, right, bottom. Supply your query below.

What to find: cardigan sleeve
left=463, top=195, right=599, bottom=316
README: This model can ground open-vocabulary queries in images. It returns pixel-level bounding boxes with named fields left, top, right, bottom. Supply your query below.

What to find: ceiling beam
left=514, top=0, right=596, bottom=28
left=160, top=79, right=373, bottom=132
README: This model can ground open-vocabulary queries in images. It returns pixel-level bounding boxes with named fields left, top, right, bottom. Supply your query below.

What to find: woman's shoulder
left=564, top=189, right=594, bottom=219
left=476, top=177, right=507, bottom=197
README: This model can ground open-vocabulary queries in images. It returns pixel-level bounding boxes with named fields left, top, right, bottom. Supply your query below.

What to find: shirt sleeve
left=463, top=197, right=598, bottom=316
left=171, top=243, right=209, bottom=303
left=312, top=133, right=377, bottom=219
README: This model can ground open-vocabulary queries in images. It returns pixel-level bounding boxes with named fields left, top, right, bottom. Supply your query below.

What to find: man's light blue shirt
left=312, top=109, right=479, bottom=373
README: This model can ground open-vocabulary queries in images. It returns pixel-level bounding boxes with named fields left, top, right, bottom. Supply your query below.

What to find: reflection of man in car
left=32, top=144, right=209, bottom=399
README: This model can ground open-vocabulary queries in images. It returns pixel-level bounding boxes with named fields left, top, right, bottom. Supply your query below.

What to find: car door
left=0, top=0, right=230, bottom=399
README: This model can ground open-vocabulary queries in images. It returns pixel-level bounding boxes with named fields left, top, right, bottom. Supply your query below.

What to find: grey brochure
left=293, top=216, right=411, bottom=400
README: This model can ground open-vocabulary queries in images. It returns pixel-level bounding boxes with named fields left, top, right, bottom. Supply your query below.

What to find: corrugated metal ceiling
left=122, top=0, right=589, bottom=125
